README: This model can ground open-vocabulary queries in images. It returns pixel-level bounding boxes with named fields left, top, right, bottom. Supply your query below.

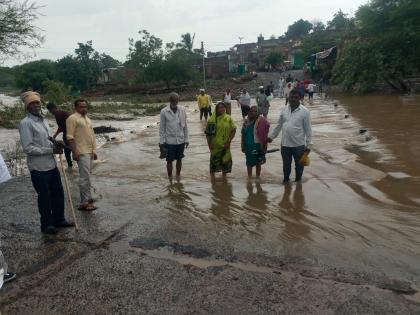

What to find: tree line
left=1, top=0, right=419, bottom=95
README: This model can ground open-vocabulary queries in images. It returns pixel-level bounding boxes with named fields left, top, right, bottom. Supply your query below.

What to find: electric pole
left=201, top=41, right=206, bottom=89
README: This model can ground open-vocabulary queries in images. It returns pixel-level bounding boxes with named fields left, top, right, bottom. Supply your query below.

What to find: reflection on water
left=23, top=95, right=420, bottom=281
left=278, top=183, right=311, bottom=242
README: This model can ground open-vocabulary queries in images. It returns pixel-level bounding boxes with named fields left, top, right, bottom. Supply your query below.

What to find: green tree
left=265, top=51, right=285, bottom=68
left=125, top=30, right=163, bottom=69
left=333, top=0, right=420, bottom=92
left=42, top=80, right=71, bottom=105
left=327, top=10, right=355, bottom=31
left=75, top=41, right=102, bottom=89
left=176, top=33, right=194, bottom=51
left=285, top=19, right=312, bottom=39
left=0, top=0, right=44, bottom=59
left=14, top=59, right=56, bottom=92
left=56, top=55, right=84, bottom=92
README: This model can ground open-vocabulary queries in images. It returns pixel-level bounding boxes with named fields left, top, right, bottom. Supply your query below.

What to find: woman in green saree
left=205, top=102, right=236, bottom=179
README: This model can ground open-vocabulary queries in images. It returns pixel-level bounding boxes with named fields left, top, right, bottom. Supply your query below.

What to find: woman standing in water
left=241, top=106, right=270, bottom=178
left=205, top=102, right=236, bottom=180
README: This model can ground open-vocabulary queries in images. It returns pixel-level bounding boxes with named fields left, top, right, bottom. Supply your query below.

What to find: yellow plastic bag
left=299, top=151, right=310, bottom=166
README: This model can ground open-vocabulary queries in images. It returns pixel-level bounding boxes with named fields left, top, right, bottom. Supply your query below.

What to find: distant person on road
left=284, top=82, right=293, bottom=105
left=307, top=82, right=316, bottom=104
left=197, top=89, right=211, bottom=121
left=241, top=106, right=270, bottom=178
left=205, top=102, right=236, bottom=180
left=256, top=86, right=270, bottom=118
left=268, top=89, right=312, bottom=183
left=286, top=74, right=293, bottom=83
left=222, top=89, right=232, bottom=115
left=279, top=77, right=285, bottom=98
left=66, top=99, right=98, bottom=211
left=19, top=91, right=75, bottom=234
left=237, top=88, right=251, bottom=119
left=159, top=92, right=189, bottom=181
left=46, top=102, right=73, bottom=168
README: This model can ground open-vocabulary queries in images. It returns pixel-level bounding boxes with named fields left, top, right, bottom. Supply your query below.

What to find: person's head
left=287, top=82, right=292, bottom=88
left=215, top=102, right=226, bottom=116
left=259, top=86, right=264, bottom=93
left=46, top=102, right=58, bottom=114
left=289, top=89, right=300, bottom=107
left=74, top=99, right=88, bottom=116
left=21, top=91, right=41, bottom=115
left=226, top=89, right=230, bottom=94
left=169, top=92, right=179, bottom=108
left=200, top=89, right=205, bottom=95
left=247, top=105, right=258, bottom=121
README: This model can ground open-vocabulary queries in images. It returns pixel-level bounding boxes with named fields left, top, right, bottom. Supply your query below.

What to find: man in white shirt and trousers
left=159, top=92, right=189, bottom=181
left=268, top=89, right=312, bottom=183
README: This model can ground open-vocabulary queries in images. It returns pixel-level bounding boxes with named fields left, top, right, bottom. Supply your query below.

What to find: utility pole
left=201, top=41, right=206, bottom=89
left=238, top=37, right=244, bottom=64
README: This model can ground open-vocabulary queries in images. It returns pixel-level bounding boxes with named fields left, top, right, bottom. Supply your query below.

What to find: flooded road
left=81, top=93, right=420, bottom=285
left=2, top=93, right=420, bottom=285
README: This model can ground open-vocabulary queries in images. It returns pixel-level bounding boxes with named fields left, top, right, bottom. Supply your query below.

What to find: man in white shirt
left=159, top=92, right=189, bottom=180
left=268, top=89, right=312, bottom=182
left=307, top=82, right=316, bottom=104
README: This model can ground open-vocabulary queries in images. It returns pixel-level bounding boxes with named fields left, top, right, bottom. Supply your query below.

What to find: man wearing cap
left=256, top=86, right=269, bottom=118
left=197, top=89, right=211, bottom=121
left=19, top=91, right=75, bottom=234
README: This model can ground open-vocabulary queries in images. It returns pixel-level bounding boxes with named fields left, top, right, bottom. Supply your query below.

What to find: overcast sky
left=4, top=0, right=367, bottom=66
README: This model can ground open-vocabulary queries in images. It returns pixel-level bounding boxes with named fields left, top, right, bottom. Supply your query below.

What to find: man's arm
left=303, top=111, right=312, bottom=149
left=19, top=120, right=53, bottom=155
left=183, top=109, right=189, bottom=147
left=159, top=111, right=166, bottom=144
left=66, top=116, right=80, bottom=160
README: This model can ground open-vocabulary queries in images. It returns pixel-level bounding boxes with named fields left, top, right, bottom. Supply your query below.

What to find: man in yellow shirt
left=66, top=99, right=98, bottom=211
left=197, top=89, right=212, bottom=121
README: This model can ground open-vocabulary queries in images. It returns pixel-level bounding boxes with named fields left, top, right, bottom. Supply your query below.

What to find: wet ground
left=1, top=94, right=420, bottom=313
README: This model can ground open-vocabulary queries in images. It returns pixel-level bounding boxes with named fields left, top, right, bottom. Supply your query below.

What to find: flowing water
left=1, top=93, right=420, bottom=283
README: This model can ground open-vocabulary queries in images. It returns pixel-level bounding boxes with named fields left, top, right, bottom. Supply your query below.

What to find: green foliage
left=42, top=80, right=71, bottom=105
left=126, top=30, right=200, bottom=88
left=56, top=55, right=84, bottom=92
left=0, top=66, right=15, bottom=88
left=285, top=19, right=312, bottom=39
left=333, top=0, right=420, bottom=92
left=0, top=0, right=44, bottom=58
left=0, top=102, right=26, bottom=129
left=14, top=59, right=56, bottom=92
left=265, top=51, right=285, bottom=68
left=126, top=30, right=163, bottom=69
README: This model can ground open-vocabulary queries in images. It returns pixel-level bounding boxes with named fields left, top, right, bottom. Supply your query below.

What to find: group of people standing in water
left=159, top=85, right=312, bottom=183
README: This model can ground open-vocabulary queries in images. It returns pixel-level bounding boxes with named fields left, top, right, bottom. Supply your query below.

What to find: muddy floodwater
left=2, top=93, right=420, bottom=286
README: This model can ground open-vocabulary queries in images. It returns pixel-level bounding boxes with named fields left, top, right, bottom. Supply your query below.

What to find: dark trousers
left=30, top=167, right=65, bottom=230
left=63, top=134, right=73, bottom=167
left=281, top=145, right=305, bottom=181
left=200, top=107, right=209, bottom=120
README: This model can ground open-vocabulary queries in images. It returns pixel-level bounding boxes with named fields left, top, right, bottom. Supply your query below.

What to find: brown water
left=3, top=94, right=420, bottom=283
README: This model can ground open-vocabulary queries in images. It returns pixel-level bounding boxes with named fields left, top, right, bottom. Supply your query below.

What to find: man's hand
left=267, top=137, right=273, bottom=143
left=72, top=151, right=80, bottom=161
left=93, top=153, right=98, bottom=160
left=185, top=142, right=189, bottom=148
left=53, top=145, right=63, bottom=155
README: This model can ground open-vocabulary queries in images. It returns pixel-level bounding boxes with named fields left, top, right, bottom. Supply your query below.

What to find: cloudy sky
left=5, top=0, right=367, bottom=66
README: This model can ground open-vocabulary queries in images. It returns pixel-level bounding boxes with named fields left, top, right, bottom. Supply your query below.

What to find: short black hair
left=46, top=102, right=57, bottom=111
left=289, top=89, right=300, bottom=97
left=74, top=98, right=88, bottom=107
